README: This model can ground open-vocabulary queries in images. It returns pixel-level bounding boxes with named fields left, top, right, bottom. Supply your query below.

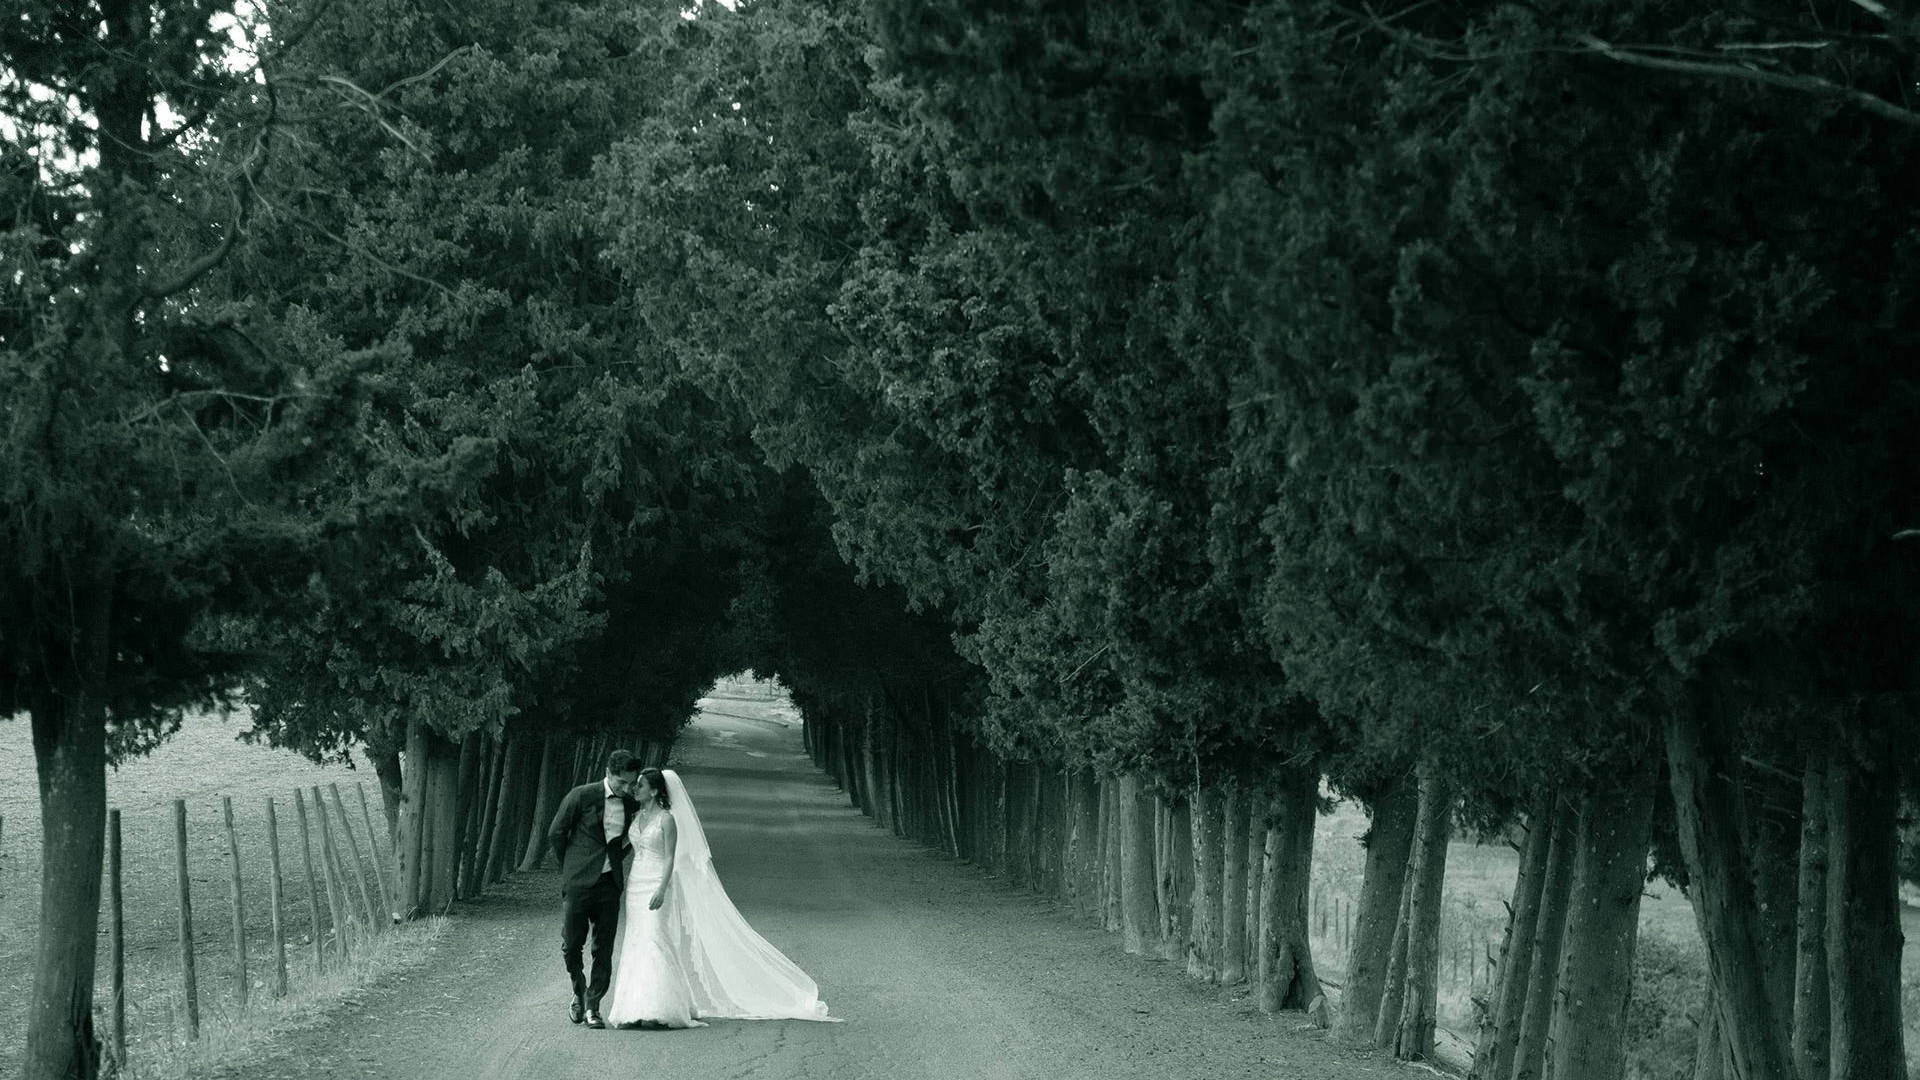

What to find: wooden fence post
left=329, top=783, right=381, bottom=932
left=310, top=786, right=354, bottom=953
left=222, top=795, right=250, bottom=1008
left=293, top=789, right=331, bottom=967
left=265, top=797, right=290, bottom=997
left=357, top=782, right=394, bottom=920
left=173, top=798, right=200, bottom=1038
left=109, top=808, right=126, bottom=1067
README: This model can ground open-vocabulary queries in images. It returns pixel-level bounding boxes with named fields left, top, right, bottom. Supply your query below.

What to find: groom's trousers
left=561, top=870, right=622, bottom=1009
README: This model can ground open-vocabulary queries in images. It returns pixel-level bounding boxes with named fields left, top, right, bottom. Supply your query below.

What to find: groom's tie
left=602, top=788, right=626, bottom=873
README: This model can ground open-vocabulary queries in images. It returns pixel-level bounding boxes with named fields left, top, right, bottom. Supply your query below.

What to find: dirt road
left=219, top=709, right=1398, bottom=1080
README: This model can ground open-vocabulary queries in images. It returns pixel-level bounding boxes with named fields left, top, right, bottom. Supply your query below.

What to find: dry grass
left=111, top=915, right=447, bottom=1080
left=0, top=708, right=394, bottom=1074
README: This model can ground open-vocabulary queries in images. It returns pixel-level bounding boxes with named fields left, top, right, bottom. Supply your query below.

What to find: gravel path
left=214, top=712, right=1405, bottom=1080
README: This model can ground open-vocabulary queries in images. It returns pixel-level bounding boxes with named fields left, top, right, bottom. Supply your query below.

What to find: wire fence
left=2, top=780, right=398, bottom=1073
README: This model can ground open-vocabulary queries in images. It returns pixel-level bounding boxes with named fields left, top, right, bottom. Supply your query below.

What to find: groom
left=548, top=748, right=644, bottom=1029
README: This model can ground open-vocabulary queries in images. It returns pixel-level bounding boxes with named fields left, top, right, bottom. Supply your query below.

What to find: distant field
left=0, top=709, right=384, bottom=1063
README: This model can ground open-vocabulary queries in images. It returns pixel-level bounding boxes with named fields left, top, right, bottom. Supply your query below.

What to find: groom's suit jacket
left=548, top=780, right=642, bottom=897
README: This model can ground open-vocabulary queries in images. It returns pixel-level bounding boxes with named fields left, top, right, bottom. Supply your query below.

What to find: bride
left=603, top=767, right=838, bottom=1028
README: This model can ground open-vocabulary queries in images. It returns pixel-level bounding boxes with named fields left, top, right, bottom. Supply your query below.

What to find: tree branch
left=373, top=44, right=474, bottom=101
left=1573, top=32, right=1920, bottom=129
left=122, top=389, right=300, bottom=428
left=142, top=78, right=278, bottom=301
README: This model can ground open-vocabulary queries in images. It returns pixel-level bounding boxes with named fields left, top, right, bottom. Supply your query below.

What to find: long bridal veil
left=663, top=769, right=839, bottom=1021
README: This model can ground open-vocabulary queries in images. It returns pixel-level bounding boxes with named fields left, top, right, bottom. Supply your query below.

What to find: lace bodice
left=627, top=804, right=672, bottom=884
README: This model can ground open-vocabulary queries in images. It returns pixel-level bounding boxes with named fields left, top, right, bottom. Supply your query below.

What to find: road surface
left=218, top=708, right=1397, bottom=1080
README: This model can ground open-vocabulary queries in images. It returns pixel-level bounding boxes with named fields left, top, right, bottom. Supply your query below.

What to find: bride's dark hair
left=638, top=766, right=671, bottom=809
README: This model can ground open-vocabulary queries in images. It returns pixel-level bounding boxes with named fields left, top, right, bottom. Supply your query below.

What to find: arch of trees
left=5, top=2, right=1915, bottom=1079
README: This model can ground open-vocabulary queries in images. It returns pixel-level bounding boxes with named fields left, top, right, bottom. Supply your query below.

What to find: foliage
left=0, top=2, right=375, bottom=752
left=1626, top=931, right=1711, bottom=1080
left=231, top=0, right=763, bottom=758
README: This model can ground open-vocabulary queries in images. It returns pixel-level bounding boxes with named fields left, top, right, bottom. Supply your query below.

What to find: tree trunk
left=476, top=734, right=510, bottom=887
left=1548, top=757, right=1657, bottom=1080
left=397, top=717, right=429, bottom=918
left=566, top=737, right=587, bottom=791
left=1744, top=761, right=1803, bottom=1045
left=940, top=707, right=963, bottom=858
left=1119, top=775, right=1160, bottom=955
left=1339, top=768, right=1418, bottom=1044
left=842, top=722, right=864, bottom=812
left=365, top=736, right=404, bottom=846
left=1258, top=765, right=1322, bottom=1013
left=1221, top=777, right=1251, bottom=986
left=905, top=728, right=926, bottom=845
left=1040, top=765, right=1060, bottom=895
left=958, top=739, right=978, bottom=860
left=447, top=730, right=480, bottom=899
left=482, top=737, right=526, bottom=883
left=1171, top=798, right=1194, bottom=957
left=458, top=730, right=495, bottom=899
left=1189, top=784, right=1223, bottom=982
left=1472, top=788, right=1555, bottom=1080
left=895, top=733, right=911, bottom=839
left=23, top=661, right=111, bottom=1080
left=1512, top=794, right=1579, bottom=1080
left=1069, top=770, right=1101, bottom=919
left=1157, top=795, right=1191, bottom=962
left=584, top=734, right=609, bottom=783
left=883, top=730, right=903, bottom=836
left=1101, top=778, right=1123, bottom=933
left=1825, top=737, right=1906, bottom=1080
left=1665, top=703, right=1797, bottom=1080
left=860, top=724, right=883, bottom=828
left=1374, top=841, right=1417, bottom=1048
left=1389, top=759, right=1453, bottom=1060
left=419, top=727, right=462, bottom=914
left=1246, top=793, right=1266, bottom=984
left=1693, top=984, right=1733, bottom=1080
left=518, top=735, right=562, bottom=872
left=1008, top=760, right=1035, bottom=888
left=1046, top=766, right=1067, bottom=895
left=510, top=733, right=543, bottom=873
left=1026, top=760, right=1045, bottom=886
left=1792, top=752, right=1830, bottom=1080
left=988, top=752, right=1009, bottom=877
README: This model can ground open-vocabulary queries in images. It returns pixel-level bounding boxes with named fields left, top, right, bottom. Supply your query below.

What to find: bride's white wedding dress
left=603, top=770, right=837, bottom=1028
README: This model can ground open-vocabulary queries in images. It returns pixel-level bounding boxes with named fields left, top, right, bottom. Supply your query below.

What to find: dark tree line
left=5, top=2, right=1915, bottom=1079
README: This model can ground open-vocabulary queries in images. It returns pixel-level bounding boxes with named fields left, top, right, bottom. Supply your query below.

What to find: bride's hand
left=648, top=889, right=666, bottom=910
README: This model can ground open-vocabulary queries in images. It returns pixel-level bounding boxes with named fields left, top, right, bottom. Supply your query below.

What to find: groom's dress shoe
left=569, top=998, right=585, bottom=1024
left=586, top=1011, right=607, bottom=1029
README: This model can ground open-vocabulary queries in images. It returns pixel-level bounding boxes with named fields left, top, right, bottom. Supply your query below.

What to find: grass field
left=1306, top=798, right=1920, bottom=1080
left=0, top=708, right=410, bottom=1074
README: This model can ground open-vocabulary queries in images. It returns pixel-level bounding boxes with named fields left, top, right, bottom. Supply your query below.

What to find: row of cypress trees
left=7, top=3, right=1916, bottom=1079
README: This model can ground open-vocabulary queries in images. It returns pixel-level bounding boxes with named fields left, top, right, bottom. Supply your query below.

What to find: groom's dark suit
left=549, top=779, right=641, bottom=1016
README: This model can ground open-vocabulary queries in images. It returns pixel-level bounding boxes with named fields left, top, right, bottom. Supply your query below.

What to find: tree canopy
left=9, top=1, right=1918, bottom=1077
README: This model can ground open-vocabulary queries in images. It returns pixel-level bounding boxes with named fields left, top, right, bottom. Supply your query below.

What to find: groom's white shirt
left=601, top=778, right=625, bottom=873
